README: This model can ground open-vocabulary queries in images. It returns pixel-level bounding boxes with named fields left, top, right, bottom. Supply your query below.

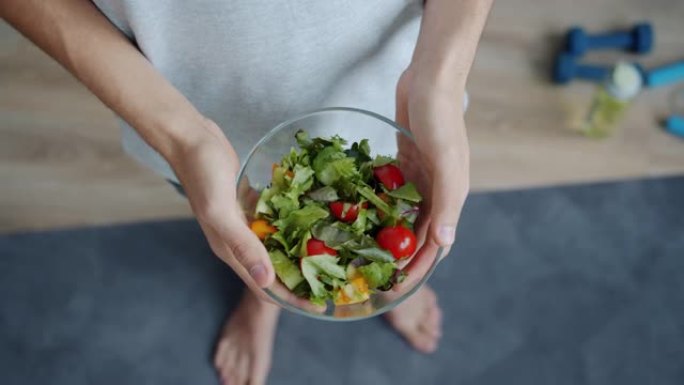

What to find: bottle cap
left=606, top=62, right=643, bottom=100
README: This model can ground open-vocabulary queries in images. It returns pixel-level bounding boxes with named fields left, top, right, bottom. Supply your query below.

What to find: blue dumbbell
left=553, top=53, right=611, bottom=84
left=664, top=115, right=684, bottom=138
left=644, top=60, right=684, bottom=88
left=565, top=22, right=653, bottom=56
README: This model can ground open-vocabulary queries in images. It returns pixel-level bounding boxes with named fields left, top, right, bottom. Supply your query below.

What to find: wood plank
left=1, top=0, right=683, bottom=232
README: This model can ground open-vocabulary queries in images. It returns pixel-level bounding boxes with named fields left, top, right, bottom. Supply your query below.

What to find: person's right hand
left=168, top=118, right=276, bottom=298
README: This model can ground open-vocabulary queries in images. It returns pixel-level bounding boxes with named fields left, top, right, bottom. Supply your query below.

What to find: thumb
left=428, top=152, right=469, bottom=248
left=216, top=209, right=276, bottom=288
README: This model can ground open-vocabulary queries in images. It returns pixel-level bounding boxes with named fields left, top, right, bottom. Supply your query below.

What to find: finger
left=221, top=249, right=277, bottom=304
left=398, top=237, right=441, bottom=289
left=427, top=147, right=469, bottom=248
left=212, top=207, right=276, bottom=288
left=203, top=226, right=278, bottom=304
left=186, top=158, right=275, bottom=289
left=393, top=209, right=435, bottom=288
left=268, top=280, right=327, bottom=314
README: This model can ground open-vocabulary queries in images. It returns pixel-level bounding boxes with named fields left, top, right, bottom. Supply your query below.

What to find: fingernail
left=437, top=226, right=455, bottom=246
left=249, top=263, right=268, bottom=285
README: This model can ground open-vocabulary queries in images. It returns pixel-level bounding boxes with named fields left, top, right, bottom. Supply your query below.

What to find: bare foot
left=384, top=286, right=443, bottom=353
left=214, top=290, right=281, bottom=385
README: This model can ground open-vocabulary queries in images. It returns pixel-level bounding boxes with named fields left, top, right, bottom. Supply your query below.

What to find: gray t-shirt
left=92, top=0, right=423, bottom=181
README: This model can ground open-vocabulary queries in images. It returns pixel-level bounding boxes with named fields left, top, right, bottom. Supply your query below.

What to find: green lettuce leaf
left=312, top=146, right=358, bottom=186
left=321, top=159, right=357, bottom=186
left=358, top=139, right=371, bottom=158
left=273, top=204, right=329, bottom=234
left=269, top=250, right=304, bottom=290
left=357, top=185, right=392, bottom=214
left=255, top=186, right=276, bottom=216
left=270, top=194, right=299, bottom=217
left=387, top=182, right=422, bottom=203
left=295, top=130, right=313, bottom=149
left=396, top=199, right=420, bottom=225
left=301, top=254, right=346, bottom=298
left=298, top=230, right=312, bottom=258
left=271, top=166, right=288, bottom=190
left=351, top=247, right=395, bottom=263
left=345, top=139, right=372, bottom=164
left=282, top=164, right=315, bottom=203
left=358, top=161, right=373, bottom=183
left=351, top=207, right=368, bottom=235
left=301, top=259, right=326, bottom=298
left=269, top=231, right=290, bottom=253
left=281, top=147, right=301, bottom=170
left=372, top=155, right=395, bottom=167
left=366, top=208, right=380, bottom=225
left=307, top=186, right=339, bottom=202
left=358, top=261, right=396, bottom=289
left=306, top=255, right=346, bottom=279
left=311, top=222, right=355, bottom=248
left=291, top=164, right=315, bottom=187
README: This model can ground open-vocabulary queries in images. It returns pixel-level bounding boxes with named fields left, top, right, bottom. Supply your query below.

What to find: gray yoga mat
left=1, top=176, right=683, bottom=385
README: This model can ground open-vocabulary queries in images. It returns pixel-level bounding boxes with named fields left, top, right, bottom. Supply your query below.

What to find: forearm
left=411, top=0, right=493, bottom=95
left=1, top=0, right=206, bottom=161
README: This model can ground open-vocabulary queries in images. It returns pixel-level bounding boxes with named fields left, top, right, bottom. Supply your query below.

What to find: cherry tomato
left=376, top=226, right=417, bottom=259
left=373, top=164, right=405, bottom=190
left=329, top=201, right=362, bottom=222
left=306, top=239, right=337, bottom=256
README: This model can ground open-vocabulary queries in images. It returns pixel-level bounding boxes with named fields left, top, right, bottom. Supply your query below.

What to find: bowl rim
left=237, top=106, right=443, bottom=322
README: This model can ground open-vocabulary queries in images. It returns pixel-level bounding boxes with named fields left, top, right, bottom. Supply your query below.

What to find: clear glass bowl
left=237, top=107, right=443, bottom=321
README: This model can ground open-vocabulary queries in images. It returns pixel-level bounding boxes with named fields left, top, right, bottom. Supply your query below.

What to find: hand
left=168, top=118, right=276, bottom=299
left=395, top=67, right=470, bottom=281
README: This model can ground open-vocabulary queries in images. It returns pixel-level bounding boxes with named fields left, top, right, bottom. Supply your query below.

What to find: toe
left=214, top=339, right=229, bottom=369
left=423, top=305, right=443, bottom=338
left=419, top=324, right=440, bottom=353
left=421, top=338, right=438, bottom=353
left=434, top=306, right=443, bottom=333
left=423, top=287, right=437, bottom=307
left=217, top=349, right=238, bottom=385
left=233, top=353, right=250, bottom=385
left=219, top=366, right=234, bottom=385
left=399, top=323, right=438, bottom=354
left=250, top=352, right=272, bottom=385
left=385, top=286, right=443, bottom=354
left=250, top=367, right=268, bottom=385
left=219, top=366, right=232, bottom=385
left=413, top=330, right=438, bottom=354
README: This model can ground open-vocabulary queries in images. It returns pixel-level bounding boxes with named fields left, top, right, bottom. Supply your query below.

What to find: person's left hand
left=394, top=67, right=470, bottom=284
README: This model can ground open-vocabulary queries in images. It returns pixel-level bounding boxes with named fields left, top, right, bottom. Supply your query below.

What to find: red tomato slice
left=306, top=239, right=337, bottom=256
left=373, top=164, right=405, bottom=190
left=376, top=226, right=417, bottom=259
left=329, top=201, right=361, bottom=222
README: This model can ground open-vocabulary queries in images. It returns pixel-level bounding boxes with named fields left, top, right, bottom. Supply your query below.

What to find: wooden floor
left=1, top=0, right=683, bottom=233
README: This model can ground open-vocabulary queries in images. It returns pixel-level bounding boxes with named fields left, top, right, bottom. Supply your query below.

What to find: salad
left=250, top=131, right=422, bottom=306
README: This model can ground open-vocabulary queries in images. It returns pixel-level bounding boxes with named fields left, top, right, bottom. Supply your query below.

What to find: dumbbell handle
left=665, top=116, right=684, bottom=138
left=645, top=61, right=684, bottom=88
left=575, top=64, right=610, bottom=81
left=588, top=32, right=633, bottom=50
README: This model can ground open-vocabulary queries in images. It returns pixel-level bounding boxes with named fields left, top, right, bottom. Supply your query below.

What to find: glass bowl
left=237, top=107, right=443, bottom=321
